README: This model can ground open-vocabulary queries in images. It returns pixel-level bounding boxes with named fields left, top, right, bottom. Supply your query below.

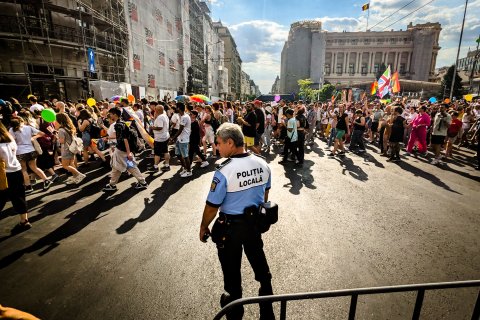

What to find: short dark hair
left=176, top=102, right=185, bottom=112
left=108, top=107, right=122, bottom=117
left=191, top=110, right=198, bottom=117
left=285, top=108, right=294, bottom=116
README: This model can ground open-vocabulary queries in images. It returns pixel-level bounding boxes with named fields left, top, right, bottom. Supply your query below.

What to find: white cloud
left=224, top=0, right=480, bottom=93
left=228, top=20, right=288, bottom=93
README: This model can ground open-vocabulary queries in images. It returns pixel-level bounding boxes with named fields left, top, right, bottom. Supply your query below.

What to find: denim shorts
left=175, top=141, right=189, bottom=158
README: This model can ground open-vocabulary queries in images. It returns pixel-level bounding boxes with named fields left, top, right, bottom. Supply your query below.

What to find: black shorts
left=154, top=141, right=168, bottom=155
left=371, top=122, right=379, bottom=132
left=431, top=135, right=446, bottom=145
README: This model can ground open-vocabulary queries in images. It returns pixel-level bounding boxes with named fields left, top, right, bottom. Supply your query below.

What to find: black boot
left=220, top=292, right=244, bottom=320
left=259, top=283, right=275, bottom=320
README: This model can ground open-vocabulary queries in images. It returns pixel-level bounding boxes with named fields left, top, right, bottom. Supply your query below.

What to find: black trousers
left=213, top=214, right=274, bottom=320
left=0, top=170, right=27, bottom=214
left=188, top=143, right=206, bottom=163
left=282, top=136, right=298, bottom=161
left=297, top=131, right=305, bottom=163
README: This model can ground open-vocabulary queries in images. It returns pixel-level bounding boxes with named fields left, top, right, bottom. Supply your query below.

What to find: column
left=357, top=53, right=361, bottom=74
left=344, top=52, right=348, bottom=73
left=406, top=51, right=411, bottom=74
left=369, top=52, right=374, bottom=73
left=333, top=52, right=337, bottom=73
left=394, top=52, right=399, bottom=71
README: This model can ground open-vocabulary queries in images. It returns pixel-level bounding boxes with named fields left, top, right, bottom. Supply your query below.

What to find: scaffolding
left=0, top=0, right=129, bottom=101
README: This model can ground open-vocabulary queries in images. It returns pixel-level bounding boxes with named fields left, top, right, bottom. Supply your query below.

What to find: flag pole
left=366, top=2, right=370, bottom=31
left=450, top=0, right=468, bottom=101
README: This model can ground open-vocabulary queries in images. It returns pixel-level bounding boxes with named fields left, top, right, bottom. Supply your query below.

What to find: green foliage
left=297, top=79, right=314, bottom=101
left=297, top=79, right=337, bottom=102
left=440, top=65, right=463, bottom=99
left=318, top=84, right=336, bottom=102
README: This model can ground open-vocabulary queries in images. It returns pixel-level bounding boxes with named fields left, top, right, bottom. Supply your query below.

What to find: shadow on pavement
left=394, top=161, right=461, bottom=194
left=336, top=156, right=369, bottom=182
left=115, top=164, right=213, bottom=235
left=282, top=160, right=316, bottom=195
left=0, top=187, right=136, bottom=269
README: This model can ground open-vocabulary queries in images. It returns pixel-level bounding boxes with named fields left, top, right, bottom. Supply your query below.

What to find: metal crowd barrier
left=213, top=280, right=480, bottom=320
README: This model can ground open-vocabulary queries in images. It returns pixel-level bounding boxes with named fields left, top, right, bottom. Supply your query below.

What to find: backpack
left=119, top=121, right=140, bottom=154
left=68, top=134, right=84, bottom=154
left=88, top=118, right=101, bottom=139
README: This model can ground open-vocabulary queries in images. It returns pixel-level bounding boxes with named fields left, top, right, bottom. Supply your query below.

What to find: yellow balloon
left=27, top=94, right=35, bottom=99
left=87, top=98, right=96, bottom=107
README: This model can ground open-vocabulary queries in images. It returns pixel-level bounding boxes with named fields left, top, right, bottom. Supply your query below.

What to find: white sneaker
left=431, top=159, right=439, bottom=165
left=200, top=161, right=209, bottom=168
left=180, top=170, right=192, bottom=178
left=179, top=168, right=186, bottom=175
left=66, top=176, right=76, bottom=184
left=75, top=173, right=87, bottom=184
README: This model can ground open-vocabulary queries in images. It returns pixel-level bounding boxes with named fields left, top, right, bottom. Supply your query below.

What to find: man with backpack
left=102, top=107, right=148, bottom=192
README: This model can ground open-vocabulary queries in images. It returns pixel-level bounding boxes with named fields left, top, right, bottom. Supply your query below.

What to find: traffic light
left=81, top=78, right=88, bottom=91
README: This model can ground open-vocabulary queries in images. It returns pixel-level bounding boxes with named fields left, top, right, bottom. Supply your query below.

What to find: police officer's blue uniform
left=207, top=152, right=275, bottom=320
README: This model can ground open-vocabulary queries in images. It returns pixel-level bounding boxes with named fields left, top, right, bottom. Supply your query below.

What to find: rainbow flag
left=370, top=81, right=378, bottom=95
left=391, top=71, right=401, bottom=93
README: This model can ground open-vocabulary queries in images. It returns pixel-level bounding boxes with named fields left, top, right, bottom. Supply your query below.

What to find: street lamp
left=450, top=0, right=469, bottom=100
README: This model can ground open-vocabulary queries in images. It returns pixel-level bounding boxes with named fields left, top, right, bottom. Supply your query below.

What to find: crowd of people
left=0, top=94, right=479, bottom=232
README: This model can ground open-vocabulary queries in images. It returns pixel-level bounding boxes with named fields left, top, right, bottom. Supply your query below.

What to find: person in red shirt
left=445, top=111, right=462, bottom=159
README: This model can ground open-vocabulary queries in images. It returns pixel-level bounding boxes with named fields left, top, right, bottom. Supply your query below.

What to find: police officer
left=199, top=123, right=275, bottom=320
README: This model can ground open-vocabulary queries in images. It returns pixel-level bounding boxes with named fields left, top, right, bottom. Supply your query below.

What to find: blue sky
left=208, top=0, right=480, bottom=93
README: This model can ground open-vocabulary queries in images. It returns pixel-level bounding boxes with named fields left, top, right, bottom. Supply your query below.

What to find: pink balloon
left=274, top=95, right=280, bottom=102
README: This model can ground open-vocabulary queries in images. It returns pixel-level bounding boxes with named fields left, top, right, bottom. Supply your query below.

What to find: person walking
left=0, top=122, right=32, bottom=232
left=170, top=103, right=192, bottom=178
left=152, top=104, right=171, bottom=172
left=199, top=123, right=275, bottom=320
left=405, top=105, right=431, bottom=156
left=102, top=107, right=148, bottom=191
left=9, top=118, right=52, bottom=193
left=55, top=113, right=86, bottom=184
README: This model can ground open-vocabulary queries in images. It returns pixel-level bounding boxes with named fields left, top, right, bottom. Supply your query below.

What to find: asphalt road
left=0, top=139, right=479, bottom=320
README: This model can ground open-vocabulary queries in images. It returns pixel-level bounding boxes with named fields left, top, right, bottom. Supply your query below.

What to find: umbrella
left=190, top=94, right=210, bottom=103
left=175, top=95, right=190, bottom=103
left=111, top=95, right=122, bottom=103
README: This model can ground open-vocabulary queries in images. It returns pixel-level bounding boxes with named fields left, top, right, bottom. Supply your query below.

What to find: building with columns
left=280, top=21, right=441, bottom=94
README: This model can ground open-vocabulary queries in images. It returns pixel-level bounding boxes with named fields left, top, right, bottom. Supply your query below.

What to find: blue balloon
left=428, top=97, right=437, bottom=103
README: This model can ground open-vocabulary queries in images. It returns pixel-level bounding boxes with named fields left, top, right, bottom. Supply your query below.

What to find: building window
left=374, top=64, right=379, bottom=74
left=364, top=38, right=370, bottom=45
left=349, top=64, right=355, bottom=75
left=336, top=64, right=343, bottom=74
left=400, top=63, right=406, bottom=75
left=325, top=64, right=331, bottom=75
left=361, top=64, right=368, bottom=75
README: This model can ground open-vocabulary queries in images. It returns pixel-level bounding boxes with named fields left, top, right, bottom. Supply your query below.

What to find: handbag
left=31, top=138, right=43, bottom=155
left=0, top=160, right=7, bottom=191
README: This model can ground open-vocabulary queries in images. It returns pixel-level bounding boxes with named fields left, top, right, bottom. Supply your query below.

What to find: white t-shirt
left=107, top=123, right=116, bottom=139
left=177, top=114, right=191, bottom=143
left=30, top=103, right=44, bottom=113
left=0, top=140, right=21, bottom=172
left=226, top=108, right=234, bottom=123
left=9, top=125, right=39, bottom=155
left=171, top=113, right=180, bottom=130
left=153, top=113, right=170, bottom=142
left=135, top=110, right=144, bottom=123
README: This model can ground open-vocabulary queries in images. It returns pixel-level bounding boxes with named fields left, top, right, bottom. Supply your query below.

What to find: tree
left=440, top=65, right=463, bottom=99
left=297, top=78, right=314, bottom=101
left=318, top=84, right=336, bottom=102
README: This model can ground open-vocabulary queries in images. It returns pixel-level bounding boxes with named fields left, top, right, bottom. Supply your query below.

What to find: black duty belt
left=219, top=212, right=246, bottom=221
